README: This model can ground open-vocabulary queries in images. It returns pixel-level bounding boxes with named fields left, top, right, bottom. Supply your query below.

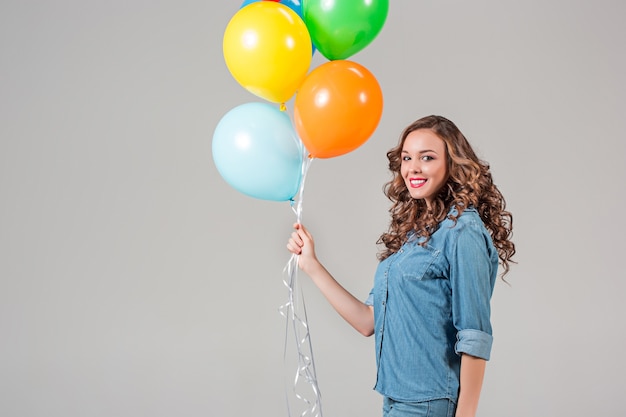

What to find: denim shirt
left=365, top=208, right=498, bottom=403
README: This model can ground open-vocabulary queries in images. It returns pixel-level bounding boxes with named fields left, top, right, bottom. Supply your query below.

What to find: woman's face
left=400, top=129, right=449, bottom=207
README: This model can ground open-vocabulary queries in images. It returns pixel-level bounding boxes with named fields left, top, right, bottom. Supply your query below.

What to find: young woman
left=287, top=115, right=515, bottom=417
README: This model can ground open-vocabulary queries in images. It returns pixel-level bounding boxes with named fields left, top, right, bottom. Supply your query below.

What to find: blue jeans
left=383, top=397, right=456, bottom=417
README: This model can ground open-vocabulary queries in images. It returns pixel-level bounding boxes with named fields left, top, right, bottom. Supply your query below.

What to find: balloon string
left=280, top=153, right=323, bottom=417
left=292, top=155, right=312, bottom=223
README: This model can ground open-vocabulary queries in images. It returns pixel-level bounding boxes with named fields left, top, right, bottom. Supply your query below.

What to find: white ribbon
left=279, top=154, right=323, bottom=417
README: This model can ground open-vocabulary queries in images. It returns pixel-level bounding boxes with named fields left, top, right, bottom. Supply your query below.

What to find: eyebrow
left=401, top=149, right=439, bottom=154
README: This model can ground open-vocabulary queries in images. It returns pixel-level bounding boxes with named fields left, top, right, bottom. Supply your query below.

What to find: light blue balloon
left=212, top=102, right=303, bottom=201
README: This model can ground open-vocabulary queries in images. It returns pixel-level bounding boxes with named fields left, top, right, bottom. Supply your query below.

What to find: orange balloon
left=294, top=60, right=383, bottom=158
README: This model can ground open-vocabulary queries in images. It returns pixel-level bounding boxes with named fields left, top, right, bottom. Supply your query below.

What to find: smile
left=409, top=178, right=426, bottom=188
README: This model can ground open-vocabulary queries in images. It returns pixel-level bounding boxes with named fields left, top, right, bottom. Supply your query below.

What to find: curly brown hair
left=377, top=115, right=516, bottom=276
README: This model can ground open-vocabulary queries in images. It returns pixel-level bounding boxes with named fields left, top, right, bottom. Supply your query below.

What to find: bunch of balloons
left=213, top=0, right=388, bottom=201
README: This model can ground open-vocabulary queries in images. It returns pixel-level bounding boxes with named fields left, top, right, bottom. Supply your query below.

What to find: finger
left=289, top=234, right=303, bottom=247
left=286, top=239, right=302, bottom=254
left=291, top=231, right=304, bottom=246
left=300, top=226, right=313, bottom=240
left=293, top=223, right=311, bottom=241
left=294, top=223, right=310, bottom=235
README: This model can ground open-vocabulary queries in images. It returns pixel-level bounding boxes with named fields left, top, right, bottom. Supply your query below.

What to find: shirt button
left=382, top=300, right=386, bottom=306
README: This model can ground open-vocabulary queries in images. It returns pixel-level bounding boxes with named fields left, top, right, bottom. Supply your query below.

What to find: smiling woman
left=287, top=115, right=515, bottom=417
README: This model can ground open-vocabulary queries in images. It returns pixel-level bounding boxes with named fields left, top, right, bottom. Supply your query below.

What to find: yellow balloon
left=223, top=2, right=312, bottom=104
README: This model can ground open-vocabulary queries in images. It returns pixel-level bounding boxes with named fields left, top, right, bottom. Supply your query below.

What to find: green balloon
left=303, top=0, right=389, bottom=60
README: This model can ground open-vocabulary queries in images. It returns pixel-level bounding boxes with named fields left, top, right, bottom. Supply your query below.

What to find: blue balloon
left=212, top=102, right=303, bottom=201
left=241, top=0, right=302, bottom=14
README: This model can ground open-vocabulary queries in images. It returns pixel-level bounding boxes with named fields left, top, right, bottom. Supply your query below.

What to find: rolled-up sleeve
left=448, top=221, right=498, bottom=361
left=455, top=328, right=493, bottom=360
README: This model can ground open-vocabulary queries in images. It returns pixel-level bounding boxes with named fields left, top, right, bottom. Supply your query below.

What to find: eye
left=421, top=155, right=434, bottom=161
left=402, top=155, right=411, bottom=161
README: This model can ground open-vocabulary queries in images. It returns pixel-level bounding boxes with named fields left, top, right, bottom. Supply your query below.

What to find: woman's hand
left=286, top=223, right=320, bottom=273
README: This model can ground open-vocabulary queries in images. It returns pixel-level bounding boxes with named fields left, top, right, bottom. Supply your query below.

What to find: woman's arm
left=455, top=354, right=487, bottom=417
left=287, top=223, right=374, bottom=337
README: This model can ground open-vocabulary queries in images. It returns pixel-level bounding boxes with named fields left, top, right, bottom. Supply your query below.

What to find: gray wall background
left=1, top=1, right=624, bottom=416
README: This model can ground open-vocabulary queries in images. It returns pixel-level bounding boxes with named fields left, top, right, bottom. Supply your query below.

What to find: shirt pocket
left=396, top=242, right=442, bottom=281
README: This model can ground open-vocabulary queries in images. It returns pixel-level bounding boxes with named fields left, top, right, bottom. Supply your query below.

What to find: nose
left=408, top=160, right=421, bottom=174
